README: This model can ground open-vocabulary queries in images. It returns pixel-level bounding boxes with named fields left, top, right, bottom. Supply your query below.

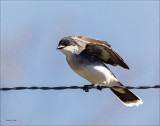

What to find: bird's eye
left=59, top=39, right=74, bottom=48
left=64, top=40, right=71, bottom=46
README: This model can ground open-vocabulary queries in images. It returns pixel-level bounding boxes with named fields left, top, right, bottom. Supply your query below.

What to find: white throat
left=61, top=45, right=79, bottom=56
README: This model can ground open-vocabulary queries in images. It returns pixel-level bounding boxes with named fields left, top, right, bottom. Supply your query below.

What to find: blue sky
left=1, top=1, right=159, bottom=125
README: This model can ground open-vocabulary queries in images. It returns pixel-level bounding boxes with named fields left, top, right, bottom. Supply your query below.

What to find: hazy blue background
left=1, top=1, right=159, bottom=125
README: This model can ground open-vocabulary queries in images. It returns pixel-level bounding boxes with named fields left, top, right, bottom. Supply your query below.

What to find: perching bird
left=57, top=36, right=143, bottom=107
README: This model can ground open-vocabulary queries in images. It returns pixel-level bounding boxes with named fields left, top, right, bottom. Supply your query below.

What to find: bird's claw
left=97, top=85, right=102, bottom=91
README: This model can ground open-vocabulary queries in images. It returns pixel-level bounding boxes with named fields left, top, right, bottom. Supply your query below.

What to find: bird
left=57, top=36, right=143, bottom=107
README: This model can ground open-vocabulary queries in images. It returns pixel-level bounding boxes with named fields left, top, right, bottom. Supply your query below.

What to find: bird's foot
left=97, top=85, right=102, bottom=91
left=83, top=84, right=94, bottom=92
left=97, top=81, right=109, bottom=91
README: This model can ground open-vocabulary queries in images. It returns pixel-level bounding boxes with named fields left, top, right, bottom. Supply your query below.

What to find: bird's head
left=57, top=37, right=81, bottom=56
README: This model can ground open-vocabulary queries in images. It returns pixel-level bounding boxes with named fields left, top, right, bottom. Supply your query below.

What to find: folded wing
left=73, top=36, right=129, bottom=69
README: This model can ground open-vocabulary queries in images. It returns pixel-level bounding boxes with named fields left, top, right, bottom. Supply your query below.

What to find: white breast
left=77, top=65, right=117, bottom=84
left=66, top=55, right=117, bottom=84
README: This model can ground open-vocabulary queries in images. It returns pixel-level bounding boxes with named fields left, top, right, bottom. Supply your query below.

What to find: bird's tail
left=110, top=82, right=143, bottom=107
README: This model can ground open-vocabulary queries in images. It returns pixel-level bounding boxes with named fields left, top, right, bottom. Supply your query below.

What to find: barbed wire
left=0, top=85, right=160, bottom=92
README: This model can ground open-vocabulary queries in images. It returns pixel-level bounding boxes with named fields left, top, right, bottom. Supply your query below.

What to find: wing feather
left=71, top=36, right=129, bottom=69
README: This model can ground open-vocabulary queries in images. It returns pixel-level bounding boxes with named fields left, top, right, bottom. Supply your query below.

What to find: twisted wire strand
left=0, top=85, right=160, bottom=91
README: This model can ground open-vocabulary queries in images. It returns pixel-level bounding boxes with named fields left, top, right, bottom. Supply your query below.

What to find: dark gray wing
left=71, top=36, right=129, bottom=69
left=70, top=36, right=129, bottom=69
left=83, top=43, right=129, bottom=69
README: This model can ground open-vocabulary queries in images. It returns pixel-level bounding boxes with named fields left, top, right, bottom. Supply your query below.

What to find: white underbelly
left=66, top=54, right=118, bottom=85
left=72, top=64, right=117, bottom=84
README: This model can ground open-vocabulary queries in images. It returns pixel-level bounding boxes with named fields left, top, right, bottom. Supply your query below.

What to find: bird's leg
left=97, top=85, right=102, bottom=90
left=97, top=81, right=108, bottom=91
left=83, top=84, right=95, bottom=92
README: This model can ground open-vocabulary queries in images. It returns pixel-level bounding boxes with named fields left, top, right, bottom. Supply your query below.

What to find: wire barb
left=0, top=85, right=160, bottom=91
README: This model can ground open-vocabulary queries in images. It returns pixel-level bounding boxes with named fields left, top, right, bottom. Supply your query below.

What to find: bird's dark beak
left=57, top=45, right=65, bottom=50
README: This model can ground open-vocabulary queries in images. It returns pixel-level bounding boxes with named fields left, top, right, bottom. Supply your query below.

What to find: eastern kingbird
left=57, top=36, right=143, bottom=107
